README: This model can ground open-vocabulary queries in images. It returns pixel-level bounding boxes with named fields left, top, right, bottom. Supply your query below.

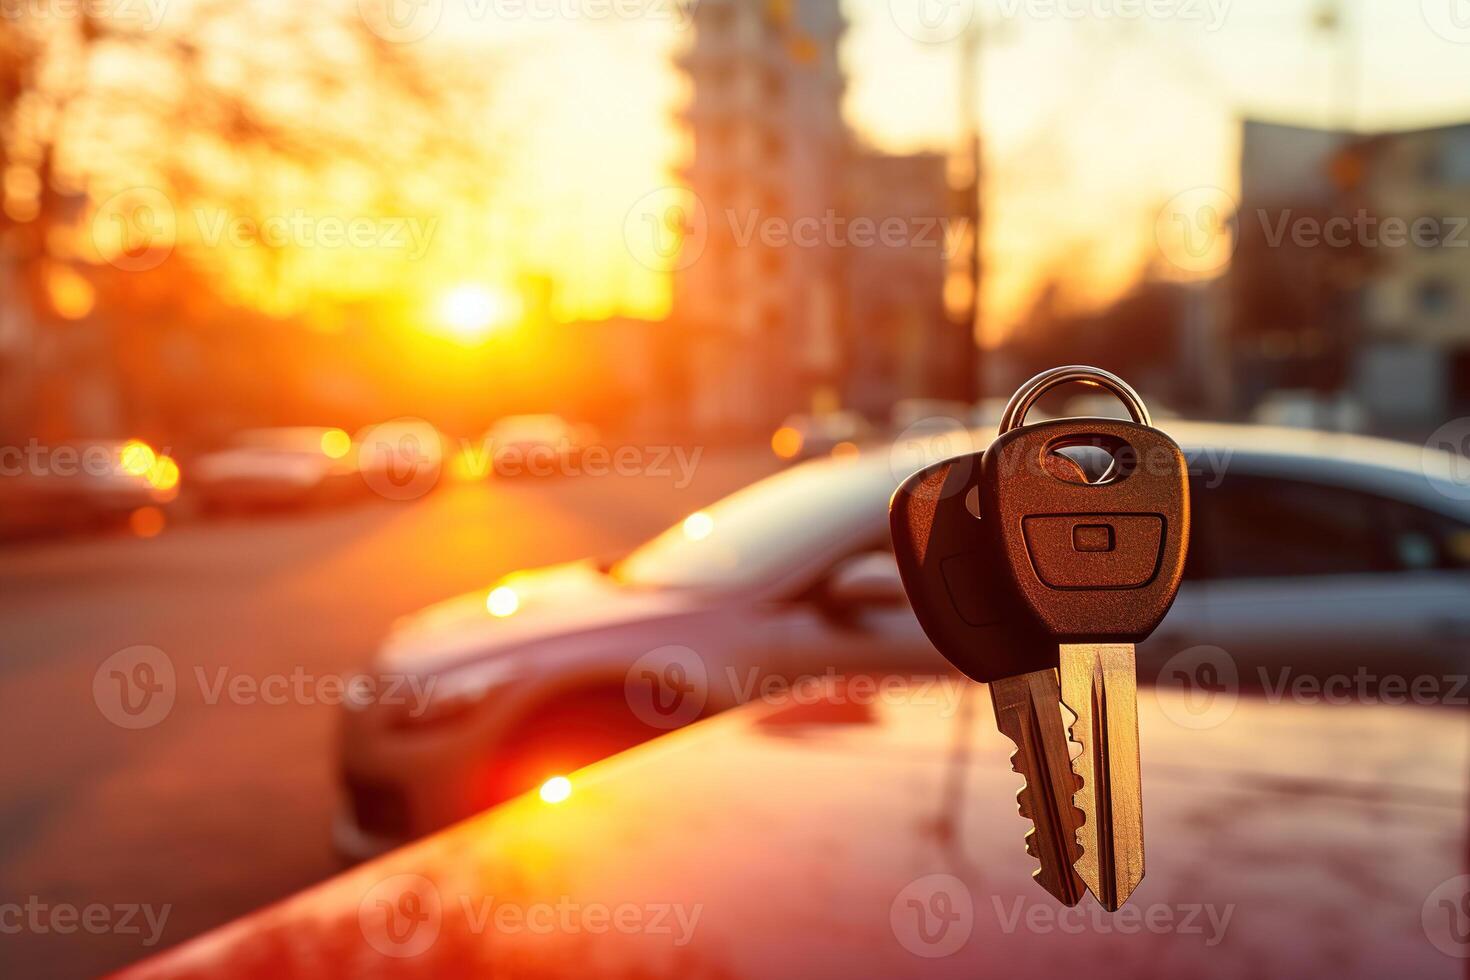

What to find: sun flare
left=433, top=285, right=520, bottom=344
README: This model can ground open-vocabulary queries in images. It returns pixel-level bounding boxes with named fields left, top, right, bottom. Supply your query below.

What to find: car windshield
left=611, top=458, right=895, bottom=592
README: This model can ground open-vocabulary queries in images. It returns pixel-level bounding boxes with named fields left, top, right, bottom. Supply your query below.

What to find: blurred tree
left=0, top=0, right=499, bottom=440
left=1002, top=273, right=1195, bottom=410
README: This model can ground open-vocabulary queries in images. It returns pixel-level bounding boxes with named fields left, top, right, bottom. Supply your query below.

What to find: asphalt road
left=0, top=448, right=779, bottom=979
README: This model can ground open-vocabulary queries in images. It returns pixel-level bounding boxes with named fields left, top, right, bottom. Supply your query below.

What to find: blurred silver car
left=334, top=422, right=1470, bottom=859
left=482, top=414, right=593, bottom=478
left=190, top=427, right=361, bottom=511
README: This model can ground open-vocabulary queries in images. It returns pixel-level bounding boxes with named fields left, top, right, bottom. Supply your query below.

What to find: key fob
left=979, top=379, right=1190, bottom=644
left=890, top=450, right=1082, bottom=683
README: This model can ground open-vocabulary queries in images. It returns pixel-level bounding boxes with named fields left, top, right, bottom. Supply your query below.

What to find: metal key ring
left=997, top=365, right=1151, bottom=434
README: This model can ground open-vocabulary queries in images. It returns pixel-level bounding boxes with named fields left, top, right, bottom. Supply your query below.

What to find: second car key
left=890, top=431, right=1091, bottom=907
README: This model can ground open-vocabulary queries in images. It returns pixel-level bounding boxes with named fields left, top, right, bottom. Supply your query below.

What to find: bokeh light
left=320, top=429, right=351, bottom=460
left=682, top=512, right=714, bottom=541
left=486, top=586, right=520, bottom=618
left=771, top=426, right=802, bottom=460
left=538, top=776, right=572, bottom=804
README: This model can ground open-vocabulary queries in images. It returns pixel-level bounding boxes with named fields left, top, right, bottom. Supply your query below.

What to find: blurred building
left=0, top=260, right=36, bottom=445
left=674, top=0, right=966, bottom=435
left=1348, top=123, right=1470, bottom=430
left=675, top=0, right=847, bottom=434
left=844, top=150, right=968, bottom=419
left=1229, top=120, right=1361, bottom=412
left=1230, top=118, right=1470, bottom=433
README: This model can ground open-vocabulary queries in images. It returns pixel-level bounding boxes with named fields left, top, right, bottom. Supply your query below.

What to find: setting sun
left=433, top=285, right=520, bottom=345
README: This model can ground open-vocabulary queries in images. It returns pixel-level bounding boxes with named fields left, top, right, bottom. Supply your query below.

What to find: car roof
left=825, top=419, right=1467, bottom=518
left=115, top=687, right=1468, bottom=979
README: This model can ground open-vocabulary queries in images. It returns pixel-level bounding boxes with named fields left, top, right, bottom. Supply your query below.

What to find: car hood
left=375, top=561, right=701, bottom=674
left=116, top=685, right=1468, bottom=980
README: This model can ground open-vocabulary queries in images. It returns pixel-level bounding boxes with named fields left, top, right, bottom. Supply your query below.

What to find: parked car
left=770, top=411, right=873, bottom=462
left=334, top=422, right=1470, bottom=859
left=133, top=676, right=1466, bottom=978
left=189, top=427, right=361, bottom=512
left=0, top=439, right=178, bottom=539
left=481, top=414, right=592, bottom=478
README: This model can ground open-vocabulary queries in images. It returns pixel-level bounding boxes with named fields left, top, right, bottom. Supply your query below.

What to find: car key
left=890, top=435, right=1090, bottom=907
left=980, top=366, right=1190, bottom=910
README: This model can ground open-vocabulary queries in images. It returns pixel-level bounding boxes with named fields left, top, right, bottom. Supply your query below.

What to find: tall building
left=844, top=150, right=965, bottom=418
left=1231, top=118, right=1470, bottom=432
left=1348, top=123, right=1470, bottom=428
left=674, top=0, right=849, bottom=433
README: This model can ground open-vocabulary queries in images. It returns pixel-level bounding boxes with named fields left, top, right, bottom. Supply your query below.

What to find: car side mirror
left=826, top=552, right=906, bottom=609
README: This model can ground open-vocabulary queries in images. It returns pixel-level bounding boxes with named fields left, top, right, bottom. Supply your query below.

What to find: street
left=0, top=448, right=778, bottom=979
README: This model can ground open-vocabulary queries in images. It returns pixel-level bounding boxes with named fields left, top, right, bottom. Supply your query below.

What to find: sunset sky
left=110, top=0, right=1470, bottom=343
left=419, top=0, right=1470, bottom=343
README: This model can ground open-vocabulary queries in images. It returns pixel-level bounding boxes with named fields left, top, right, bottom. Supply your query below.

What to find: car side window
left=1189, top=472, right=1470, bottom=580
left=1377, top=498, right=1470, bottom=572
left=1190, top=474, right=1392, bottom=579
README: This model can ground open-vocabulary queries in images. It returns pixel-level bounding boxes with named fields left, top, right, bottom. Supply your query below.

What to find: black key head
left=889, top=449, right=1078, bottom=683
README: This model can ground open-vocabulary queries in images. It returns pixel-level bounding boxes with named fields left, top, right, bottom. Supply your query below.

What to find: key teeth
left=1063, top=699, right=1092, bottom=842
left=1006, top=742, right=1085, bottom=868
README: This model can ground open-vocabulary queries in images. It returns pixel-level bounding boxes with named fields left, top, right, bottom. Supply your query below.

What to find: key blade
left=990, top=670, right=1086, bottom=907
left=1060, top=643, right=1145, bottom=911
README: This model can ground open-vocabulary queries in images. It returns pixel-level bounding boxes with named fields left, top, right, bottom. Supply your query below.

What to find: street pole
left=958, top=23, right=983, bottom=404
